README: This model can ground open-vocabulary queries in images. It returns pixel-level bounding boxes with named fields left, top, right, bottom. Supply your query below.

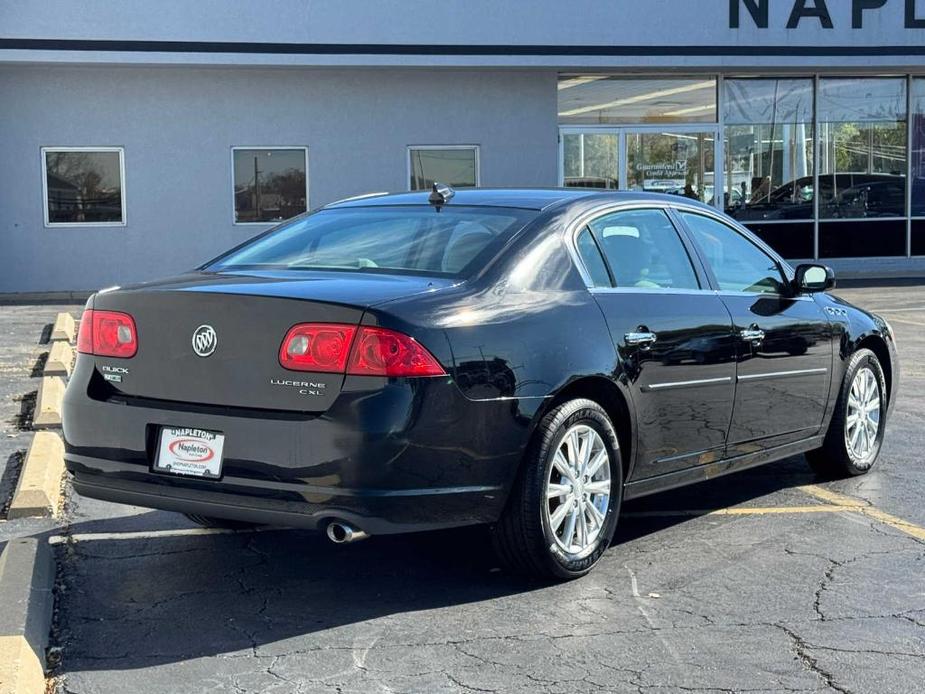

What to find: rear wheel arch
left=532, top=377, right=634, bottom=481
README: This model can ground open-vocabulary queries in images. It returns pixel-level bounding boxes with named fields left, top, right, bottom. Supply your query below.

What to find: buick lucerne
left=63, top=186, right=899, bottom=579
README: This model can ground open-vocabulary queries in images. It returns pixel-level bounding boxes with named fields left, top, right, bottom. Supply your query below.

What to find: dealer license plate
left=154, top=427, right=225, bottom=479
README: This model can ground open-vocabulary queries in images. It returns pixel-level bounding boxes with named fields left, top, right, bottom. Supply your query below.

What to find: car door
left=675, top=209, right=833, bottom=454
left=574, top=206, right=737, bottom=479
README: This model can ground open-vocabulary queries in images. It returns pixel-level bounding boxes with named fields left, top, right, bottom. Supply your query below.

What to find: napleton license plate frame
left=154, top=426, right=226, bottom=479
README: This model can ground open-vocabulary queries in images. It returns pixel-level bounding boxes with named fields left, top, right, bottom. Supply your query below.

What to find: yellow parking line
left=624, top=505, right=846, bottom=519
left=799, top=485, right=925, bottom=542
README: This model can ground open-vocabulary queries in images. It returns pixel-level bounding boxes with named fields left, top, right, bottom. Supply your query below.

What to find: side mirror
left=793, top=264, right=836, bottom=293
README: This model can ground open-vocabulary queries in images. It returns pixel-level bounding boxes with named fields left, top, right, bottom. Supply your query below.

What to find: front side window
left=679, top=212, right=785, bottom=295
left=409, top=147, right=479, bottom=191
left=43, top=148, right=124, bottom=225
left=233, top=148, right=308, bottom=224
left=208, top=206, right=535, bottom=278
left=588, top=209, right=699, bottom=290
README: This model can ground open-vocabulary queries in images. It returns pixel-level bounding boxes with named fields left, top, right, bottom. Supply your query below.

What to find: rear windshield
left=207, top=206, right=537, bottom=277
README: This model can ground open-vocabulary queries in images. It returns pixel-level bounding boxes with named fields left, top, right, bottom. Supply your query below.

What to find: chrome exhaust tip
left=326, top=521, right=369, bottom=544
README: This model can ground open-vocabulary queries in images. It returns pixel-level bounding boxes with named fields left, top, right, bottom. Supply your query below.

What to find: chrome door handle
left=740, top=327, right=765, bottom=344
left=625, top=331, right=657, bottom=349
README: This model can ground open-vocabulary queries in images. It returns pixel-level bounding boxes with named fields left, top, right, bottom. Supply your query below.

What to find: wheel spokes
left=545, top=424, right=612, bottom=555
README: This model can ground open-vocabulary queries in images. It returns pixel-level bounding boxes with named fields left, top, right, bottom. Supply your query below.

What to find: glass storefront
left=560, top=75, right=925, bottom=260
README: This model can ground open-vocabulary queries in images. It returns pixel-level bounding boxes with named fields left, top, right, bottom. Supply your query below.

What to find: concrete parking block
left=49, top=313, right=75, bottom=343
left=8, top=432, right=65, bottom=520
left=0, top=539, right=54, bottom=694
left=42, top=342, right=72, bottom=379
left=32, top=378, right=64, bottom=430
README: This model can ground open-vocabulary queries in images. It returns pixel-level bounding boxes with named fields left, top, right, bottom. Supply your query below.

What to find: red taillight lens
left=278, top=323, right=445, bottom=377
left=347, top=326, right=445, bottom=377
left=76, top=309, right=138, bottom=358
left=279, top=323, right=358, bottom=372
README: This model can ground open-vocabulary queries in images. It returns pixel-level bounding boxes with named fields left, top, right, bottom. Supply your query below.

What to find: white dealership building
left=2, top=0, right=925, bottom=293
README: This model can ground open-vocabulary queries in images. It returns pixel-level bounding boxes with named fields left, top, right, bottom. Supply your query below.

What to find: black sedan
left=63, top=186, right=899, bottom=579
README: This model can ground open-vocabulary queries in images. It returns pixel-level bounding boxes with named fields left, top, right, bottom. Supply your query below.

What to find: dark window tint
left=575, top=228, right=612, bottom=287
left=913, top=219, right=925, bottom=256
left=819, top=220, right=906, bottom=258
left=44, top=149, right=123, bottom=224
left=588, top=209, right=699, bottom=290
left=679, top=212, right=786, bottom=294
left=208, top=206, right=535, bottom=278
left=744, top=222, right=815, bottom=260
left=409, top=148, right=478, bottom=190
left=233, top=149, right=307, bottom=223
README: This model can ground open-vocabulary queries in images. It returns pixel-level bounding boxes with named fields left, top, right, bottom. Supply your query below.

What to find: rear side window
left=678, top=212, right=786, bottom=295
left=587, top=209, right=699, bottom=290
left=575, top=228, right=612, bottom=287
left=208, top=206, right=536, bottom=278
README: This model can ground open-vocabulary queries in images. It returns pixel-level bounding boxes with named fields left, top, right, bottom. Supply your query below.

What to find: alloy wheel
left=845, top=366, right=881, bottom=461
left=544, top=424, right=612, bottom=557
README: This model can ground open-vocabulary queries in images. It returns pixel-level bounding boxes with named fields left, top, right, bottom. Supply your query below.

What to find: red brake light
left=347, top=326, right=445, bottom=377
left=279, top=324, right=358, bottom=372
left=278, top=324, right=445, bottom=377
left=76, top=309, right=138, bottom=358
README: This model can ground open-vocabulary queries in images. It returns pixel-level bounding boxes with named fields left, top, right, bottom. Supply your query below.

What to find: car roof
left=323, top=188, right=709, bottom=212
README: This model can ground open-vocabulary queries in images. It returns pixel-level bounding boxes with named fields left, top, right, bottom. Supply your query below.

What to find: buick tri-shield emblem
left=192, top=324, right=217, bottom=357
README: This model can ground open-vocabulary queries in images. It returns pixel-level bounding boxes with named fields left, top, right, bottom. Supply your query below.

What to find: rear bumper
left=64, top=360, right=540, bottom=534
left=69, top=468, right=497, bottom=534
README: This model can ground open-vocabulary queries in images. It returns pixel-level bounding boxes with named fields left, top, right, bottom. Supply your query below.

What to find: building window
left=723, top=79, right=815, bottom=259
left=558, top=76, right=717, bottom=125
left=817, top=78, right=907, bottom=258
left=42, top=147, right=125, bottom=226
left=232, top=148, right=308, bottom=224
left=562, top=133, right=619, bottom=189
left=818, top=78, right=907, bottom=220
left=408, top=146, right=479, bottom=191
left=912, top=79, right=925, bottom=252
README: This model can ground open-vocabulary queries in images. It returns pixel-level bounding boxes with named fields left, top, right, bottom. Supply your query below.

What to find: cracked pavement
left=5, top=285, right=924, bottom=694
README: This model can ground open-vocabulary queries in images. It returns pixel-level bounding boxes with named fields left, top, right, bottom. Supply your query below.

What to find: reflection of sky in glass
left=818, top=78, right=907, bottom=123
left=46, top=151, right=121, bottom=189
left=233, top=149, right=305, bottom=188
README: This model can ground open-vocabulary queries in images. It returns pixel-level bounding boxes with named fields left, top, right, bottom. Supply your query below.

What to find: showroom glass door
left=560, top=130, right=621, bottom=189
left=559, top=126, right=721, bottom=207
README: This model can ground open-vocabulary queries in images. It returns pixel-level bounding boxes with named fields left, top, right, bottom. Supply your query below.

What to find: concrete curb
left=0, top=539, right=54, bottom=694
left=32, top=378, right=64, bottom=430
left=8, top=433, right=65, bottom=520
left=49, top=314, right=75, bottom=344
left=43, top=342, right=72, bottom=379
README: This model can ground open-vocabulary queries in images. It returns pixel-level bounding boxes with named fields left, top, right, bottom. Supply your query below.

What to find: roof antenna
left=428, top=182, right=455, bottom=210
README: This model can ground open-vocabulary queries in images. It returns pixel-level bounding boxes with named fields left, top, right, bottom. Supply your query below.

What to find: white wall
left=0, top=66, right=558, bottom=292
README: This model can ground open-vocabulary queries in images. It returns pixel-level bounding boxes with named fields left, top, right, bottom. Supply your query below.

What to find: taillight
left=347, top=326, right=445, bottom=377
left=278, top=323, right=445, bottom=377
left=279, top=324, right=358, bottom=373
left=76, top=309, right=138, bottom=358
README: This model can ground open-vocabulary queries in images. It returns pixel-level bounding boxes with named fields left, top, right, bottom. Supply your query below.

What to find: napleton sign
left=730, top=0, right=925, bottom=28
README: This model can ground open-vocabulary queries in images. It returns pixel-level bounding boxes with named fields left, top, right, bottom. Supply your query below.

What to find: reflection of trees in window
left=45, top=151, right=122, bottom=223
left=562, top=134, right=618, bottom=188
left=233, top=150, right=307, bottom=223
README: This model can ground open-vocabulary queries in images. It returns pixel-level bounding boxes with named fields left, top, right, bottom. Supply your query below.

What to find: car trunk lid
left=89, top=270, right=454, bottom=412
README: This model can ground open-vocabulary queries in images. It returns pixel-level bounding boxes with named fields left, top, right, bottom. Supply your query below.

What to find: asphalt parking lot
left=2, top=285, right=924, bottom=694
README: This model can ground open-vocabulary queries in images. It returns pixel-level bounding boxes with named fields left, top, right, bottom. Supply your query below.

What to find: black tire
left=806, top=348, right=887, bottom=479
left=491, top=398, right=623, bottom=581
left=184, top=513, right=260, bottom=530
